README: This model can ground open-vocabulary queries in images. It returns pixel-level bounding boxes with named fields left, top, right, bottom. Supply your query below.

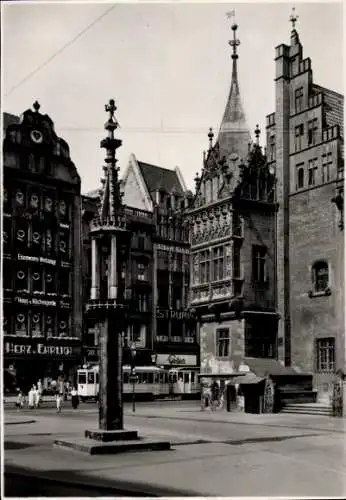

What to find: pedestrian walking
left=32, top=385, right=40, bottom=409
left=211, top=380, right=219, bottom=411
left=71, top=387, right=79, bottom=409
left=56, top=392, right=62, bottom=413
left=28, top=385, right=35, bottom=409
left=36, top=379, right=42, bottom=408
left=15, top=389, right=24, bottom=410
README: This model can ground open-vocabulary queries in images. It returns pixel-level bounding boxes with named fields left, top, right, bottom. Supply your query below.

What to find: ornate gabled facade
left=3, top=103, right=82, bottom=393
left=267, top=12, right=344, bottom=399
left=188, top=18, right=278, bottom=376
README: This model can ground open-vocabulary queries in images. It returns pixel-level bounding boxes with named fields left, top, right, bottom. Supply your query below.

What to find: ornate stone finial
left=255, top=124, right=261, bottom=144
left=289, top=7, right=299, bottom=30
left=194, top=172, right=200, bottom=187
left=227, top=10, right=240, bottom=59
left=208, top=127, right=214, bottom=149
left=33, top=101, right=40, bottom=113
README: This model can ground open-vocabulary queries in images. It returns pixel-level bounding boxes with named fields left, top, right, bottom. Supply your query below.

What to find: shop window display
left=45, top=270, right=56, bottom=295
left=43, top=194, right=54, bottom=214
left=44, top=229, right=55, bottom=256
left=15, top=220, right=29, bottom=251
left=15, top=187, right=25, bottom=208
left=32, top=266, right=44, bottom=294
left=57, top=313, right=70, bottom=338
left=15, top=310, right=29, bottom=337
left=59, top=229, right=70, bottom=258
left=28, top=190, right=40, bottom=214
left=44, top=313, right=55, bottom=338
left=31, top=312, right=43, bottom=338
left=31, top=222, right=43, bottom=255
left=16, top=265, right=29, bottom=292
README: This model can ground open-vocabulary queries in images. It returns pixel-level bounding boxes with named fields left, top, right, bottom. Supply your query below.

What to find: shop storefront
left=3, top=337, right=81, bottom=394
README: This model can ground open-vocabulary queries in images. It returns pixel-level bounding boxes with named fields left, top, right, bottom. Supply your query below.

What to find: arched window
left=312, top=261, right=329, bottom=293
left=297, top=167, right=304, bottom=189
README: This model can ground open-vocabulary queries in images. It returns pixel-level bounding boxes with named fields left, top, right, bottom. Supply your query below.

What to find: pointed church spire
left=217, top=12, right=251, bottom=161
left=93, top=99, right=125, bottom=229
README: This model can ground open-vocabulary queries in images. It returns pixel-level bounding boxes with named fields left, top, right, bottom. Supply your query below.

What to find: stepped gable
left=137, top=161, right=185, bottom=199
left=313, top=84, right=344, bottom=138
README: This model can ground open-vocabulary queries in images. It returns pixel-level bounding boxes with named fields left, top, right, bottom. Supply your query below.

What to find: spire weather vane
left=226, top=10, right=240, bottom=57
left=289, top=7, right=299, bottom=29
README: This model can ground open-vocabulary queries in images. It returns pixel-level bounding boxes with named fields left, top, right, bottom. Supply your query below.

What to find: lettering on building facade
left=157, top=309, right=194, bottom=320
left=4, top=341, right=78, bottom=357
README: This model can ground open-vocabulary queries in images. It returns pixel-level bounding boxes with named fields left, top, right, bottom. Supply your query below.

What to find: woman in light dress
left=28, top=385, right=35, bottom=409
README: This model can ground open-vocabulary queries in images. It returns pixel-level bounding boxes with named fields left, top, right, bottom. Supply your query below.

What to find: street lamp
left=130, top=343, right=136, bottom=413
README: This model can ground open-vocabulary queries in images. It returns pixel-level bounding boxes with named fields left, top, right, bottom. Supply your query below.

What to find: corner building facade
left=3, top=104, right=82, bottom=393
left=266, top=27, right=344, bottom=397
left=188, top=21, right=278, bottom=376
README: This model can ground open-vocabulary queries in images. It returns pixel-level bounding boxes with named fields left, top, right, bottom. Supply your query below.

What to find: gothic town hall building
left=188, top=20, right=279, bottom=377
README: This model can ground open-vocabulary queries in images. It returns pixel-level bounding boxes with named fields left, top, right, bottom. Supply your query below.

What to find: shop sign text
left=4, top=341, right=76, bottom=357
left=157, top=309, right=193, bottom=320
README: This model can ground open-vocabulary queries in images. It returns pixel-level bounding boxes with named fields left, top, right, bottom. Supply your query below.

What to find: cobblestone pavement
left=4, top=402, right=346, bottom=497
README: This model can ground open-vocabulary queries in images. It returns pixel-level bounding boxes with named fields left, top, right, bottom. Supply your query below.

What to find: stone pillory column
left=53, top=100, right=171, bottom=454
left=85, top=99, right=132, bottom=438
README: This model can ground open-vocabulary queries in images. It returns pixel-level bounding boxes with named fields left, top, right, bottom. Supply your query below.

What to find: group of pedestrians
left=201, top=380, right=245, bottom=412
left=14, top=379, right=79, bottom=413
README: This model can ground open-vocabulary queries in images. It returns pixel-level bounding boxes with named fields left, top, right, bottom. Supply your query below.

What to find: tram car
left=77, top=365, right=200, bottom=401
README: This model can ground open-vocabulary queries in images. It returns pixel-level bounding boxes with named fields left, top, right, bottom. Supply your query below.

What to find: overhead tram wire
left=5, top=4, right=116, bottom=97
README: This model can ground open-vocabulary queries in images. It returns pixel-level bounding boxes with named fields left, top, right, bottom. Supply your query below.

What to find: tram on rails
left=77, top=364, right=200, bottom=401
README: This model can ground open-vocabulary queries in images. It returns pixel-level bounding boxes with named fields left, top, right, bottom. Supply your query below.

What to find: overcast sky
left=2, top=1, right=343, bottom=194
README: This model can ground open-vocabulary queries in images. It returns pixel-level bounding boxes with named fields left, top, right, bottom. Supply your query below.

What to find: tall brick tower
left=267, top=9, right=344, bottom=397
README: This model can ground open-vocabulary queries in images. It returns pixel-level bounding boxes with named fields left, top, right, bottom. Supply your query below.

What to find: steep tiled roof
left=313, top=84, right=344, bottom=138
left=137, top=161, right=184, bottom=198
left=3, top=112, right=19, bottom=132
left=217, top=31, right=251, bottom=161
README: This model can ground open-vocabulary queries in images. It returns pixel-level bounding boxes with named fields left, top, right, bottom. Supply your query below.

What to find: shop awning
left=238, top=373, right=265, bottom=385
left=198, top=372, right=246, bottom=379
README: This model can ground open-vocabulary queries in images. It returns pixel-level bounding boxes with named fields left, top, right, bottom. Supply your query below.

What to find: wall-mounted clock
left=30, top=130, right=43, bottom=144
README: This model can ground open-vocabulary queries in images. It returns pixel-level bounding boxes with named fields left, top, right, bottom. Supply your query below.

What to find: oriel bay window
left=212, top=246, right=224, bottom=281
left=216, top=328, right=230, bottom=357
left=199, top=249, right=210, bottom=284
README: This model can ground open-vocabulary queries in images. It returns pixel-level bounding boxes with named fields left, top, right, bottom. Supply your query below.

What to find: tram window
left=191, top=372, right=195, bottom=383
left=96, top=373, right=99, bottom=384
left=88, top=372, right=95, bottom=384
left=78, top=372, right=86, bottom=384
left=171, top=373, right=177, bottom=383
left=147, top=373, right=153, bottom=384
left=184, top=373, right=189, bottom=383
left=123, top=373, right=129, bottom=384
left=137, top=373, right=142, bottom=384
